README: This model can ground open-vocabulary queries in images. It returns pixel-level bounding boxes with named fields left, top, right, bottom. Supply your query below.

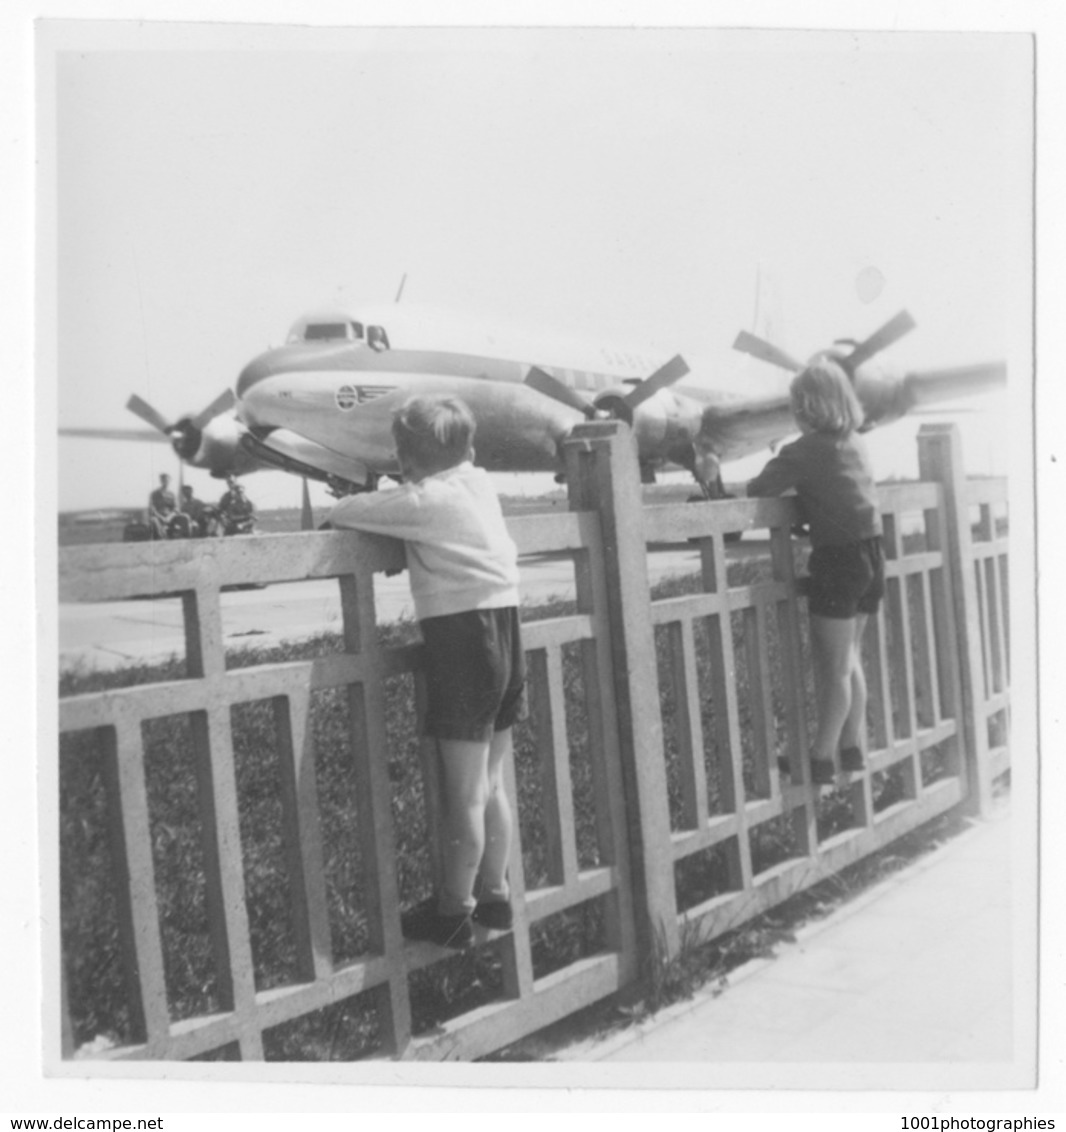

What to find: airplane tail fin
left=750, top=265, right=785, bottom=351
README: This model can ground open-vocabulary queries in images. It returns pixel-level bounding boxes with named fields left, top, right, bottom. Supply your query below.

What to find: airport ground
left=57, top=483, right=750, bottom=671
left=58, top=543, right=742, bottom=671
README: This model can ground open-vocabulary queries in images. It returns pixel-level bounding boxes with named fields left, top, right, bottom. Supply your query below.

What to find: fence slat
left=546, top=647, right=580, bottom=886
left=272, top=691, right=334, bottom=981
left=918, top=423, right=998, bottom=814
left=192, top=704, right=262, bottom=1058
left=342, top=567, right=412, bottom=1057
left=701, top=536, right=755, bottom=890
left=562, top=421, right=680, bottom=957
left=103, top=716, right=169, bottom=1046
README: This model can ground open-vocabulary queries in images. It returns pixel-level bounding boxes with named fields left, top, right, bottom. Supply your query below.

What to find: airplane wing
left=693, top=357, right=1006, bottom=461
left=902, top=362, right=1008, bottom=407
left=693, top=393, right=797, bottom=464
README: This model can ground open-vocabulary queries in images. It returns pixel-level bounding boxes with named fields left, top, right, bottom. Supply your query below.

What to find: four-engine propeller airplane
left=61, top=302, right=1007, bottom=512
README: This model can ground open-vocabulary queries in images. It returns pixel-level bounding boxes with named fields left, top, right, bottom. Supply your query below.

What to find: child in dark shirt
left=748, top=358, right=885, bottom=786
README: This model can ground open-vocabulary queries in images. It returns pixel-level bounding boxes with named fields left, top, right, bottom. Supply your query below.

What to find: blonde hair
left=392, top=395, right=476, bottom=475
left=789, top=358, right=865, bottom=435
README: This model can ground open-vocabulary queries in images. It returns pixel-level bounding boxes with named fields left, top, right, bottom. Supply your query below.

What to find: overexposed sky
left=44, top=24, right=1031, bottom=511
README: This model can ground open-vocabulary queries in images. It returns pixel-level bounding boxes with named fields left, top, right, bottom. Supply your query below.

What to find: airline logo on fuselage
left=336, top=384, right=394, bottom=411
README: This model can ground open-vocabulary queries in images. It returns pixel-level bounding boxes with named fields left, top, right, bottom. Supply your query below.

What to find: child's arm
left=747, top=447, right=801, bottom=498
left=328, top=484, right=429, bottom=541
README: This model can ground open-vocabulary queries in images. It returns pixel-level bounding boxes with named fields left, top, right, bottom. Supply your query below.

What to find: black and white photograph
left=7, top=1, right=1062, bottom=1120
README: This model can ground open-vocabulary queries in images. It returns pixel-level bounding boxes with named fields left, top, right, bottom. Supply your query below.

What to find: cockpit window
left=368, top=325, right=390, bottom=351
left=303, top=323, right=350, bottom=341
left=285, top=315, right=371, bottom=345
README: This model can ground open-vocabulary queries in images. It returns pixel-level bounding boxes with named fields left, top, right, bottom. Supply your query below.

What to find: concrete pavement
left=556, top=800, right=1033, bottom=1089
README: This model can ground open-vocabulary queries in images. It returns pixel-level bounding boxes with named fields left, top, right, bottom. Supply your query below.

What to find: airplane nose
left=239, top=372, right=289, bottom=428
left=236, top=352, right=277, bottom=400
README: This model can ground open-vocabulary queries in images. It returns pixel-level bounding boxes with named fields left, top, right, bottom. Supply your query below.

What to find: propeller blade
left=524, top=366, right=597, bottom=418
left=126, top=394, right=172, bottom=434
left=301, top=478, right=314, bottom=531
left=191, top=388, right=237, bottom=430
left=732, top=331, right=804, bottom=373
left=623, top=354, right=690, bottom=410
left=60, top=426, right=169, bottom=443
left=843, top=310, right=917, bottom=372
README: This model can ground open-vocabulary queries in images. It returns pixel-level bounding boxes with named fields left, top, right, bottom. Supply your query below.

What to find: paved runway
left=59, top=544, right=720, bottom=671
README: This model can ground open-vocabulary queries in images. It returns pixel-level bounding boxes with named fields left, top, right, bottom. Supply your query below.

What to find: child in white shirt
left=329, top=395, right=523, bottom=948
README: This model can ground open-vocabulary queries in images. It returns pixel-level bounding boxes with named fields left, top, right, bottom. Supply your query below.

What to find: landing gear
left=690, top=445, right=731, bottom=501
left=688, top=444, right=742, bottom=542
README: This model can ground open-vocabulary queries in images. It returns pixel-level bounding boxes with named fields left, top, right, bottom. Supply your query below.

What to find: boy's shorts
left=420, top=606, right=526, bottom=742
left=806, top=536, right=885, bottom=620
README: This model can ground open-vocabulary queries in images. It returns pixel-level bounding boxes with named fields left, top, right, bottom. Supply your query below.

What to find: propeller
left=300, top=477, right=314, bottom=531
left=733, top=310, right=917, bottom=375
left=838, top=310, right=917, bottom=372
left=125, top=389, right=237, bottom=460
left=524, top=354, right=690, bottom=422
left=731, top=331, right=804, bottom=373
left=524, top=367, right=602, bottom=419
left=125, top=394, right=172, bottom=434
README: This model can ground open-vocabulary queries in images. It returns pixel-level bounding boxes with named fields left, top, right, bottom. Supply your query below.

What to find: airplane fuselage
left=233, top=304, right=787, bottom=486
left=96, top=302, right=1005, bottom=495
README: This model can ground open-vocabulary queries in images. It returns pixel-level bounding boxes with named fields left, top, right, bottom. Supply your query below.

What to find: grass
left=58, top=546, right=965, bottom=1060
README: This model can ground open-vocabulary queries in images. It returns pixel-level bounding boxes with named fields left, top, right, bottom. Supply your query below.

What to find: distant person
left=218, top=476, right=255, bottom=533
left=329, top=395, right=524, bottom=949
left=179, top=484, right=208, bottom=537
left=747, top=358, right=884, bottom=787
left=148, top=473, right=179, bottom=539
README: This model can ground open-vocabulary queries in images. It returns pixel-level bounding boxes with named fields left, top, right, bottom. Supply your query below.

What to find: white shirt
left=328, top=462, right=520, bottom=621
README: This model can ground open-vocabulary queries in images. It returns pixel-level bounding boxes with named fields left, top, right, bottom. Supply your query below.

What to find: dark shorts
left=806, top=536, right=886, bottom=620
left=420, top=606, right=526, bottom=742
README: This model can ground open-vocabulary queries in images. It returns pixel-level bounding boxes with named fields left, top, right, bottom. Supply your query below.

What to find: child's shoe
left=839, top=745, right=865, bottom=772
left=472, top=898, right=513, bottom=931
left=401, top=898, right=473, bottom=949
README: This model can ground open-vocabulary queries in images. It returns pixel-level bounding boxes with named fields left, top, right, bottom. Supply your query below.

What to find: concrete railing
left=56, top=422, right=1009, bottom=1063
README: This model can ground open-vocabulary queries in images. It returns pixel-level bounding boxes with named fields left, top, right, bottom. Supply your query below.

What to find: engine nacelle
left=851, top=360, right=910, bottom=430
left=595, top=387, right=705, bottom=460
left=180, top=414, right=261, bottom=477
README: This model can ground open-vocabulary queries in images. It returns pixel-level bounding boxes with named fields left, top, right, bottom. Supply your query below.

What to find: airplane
left=60, top=303, right=1007, bottom=518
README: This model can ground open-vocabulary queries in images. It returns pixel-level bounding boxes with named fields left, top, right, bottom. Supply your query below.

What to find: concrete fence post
left=916, top=422, right=994, bottom=815
left=562, top=421, right=680, bottom=962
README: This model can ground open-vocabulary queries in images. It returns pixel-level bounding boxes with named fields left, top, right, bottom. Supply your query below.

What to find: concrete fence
left=56, top=422, right=1009, bottom=1063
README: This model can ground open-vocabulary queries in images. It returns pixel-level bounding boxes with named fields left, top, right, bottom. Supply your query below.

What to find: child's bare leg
left=839, top=613, right=870, bottom=750
left=437, top=738, right=491, bottom=915
left=478, top=727, right=514, bottom=898
left=809, top=614, right=857, bottom=762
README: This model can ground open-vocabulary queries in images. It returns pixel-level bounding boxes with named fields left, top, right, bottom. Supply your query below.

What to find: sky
left=42, top=22, right=1032, bottom=513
